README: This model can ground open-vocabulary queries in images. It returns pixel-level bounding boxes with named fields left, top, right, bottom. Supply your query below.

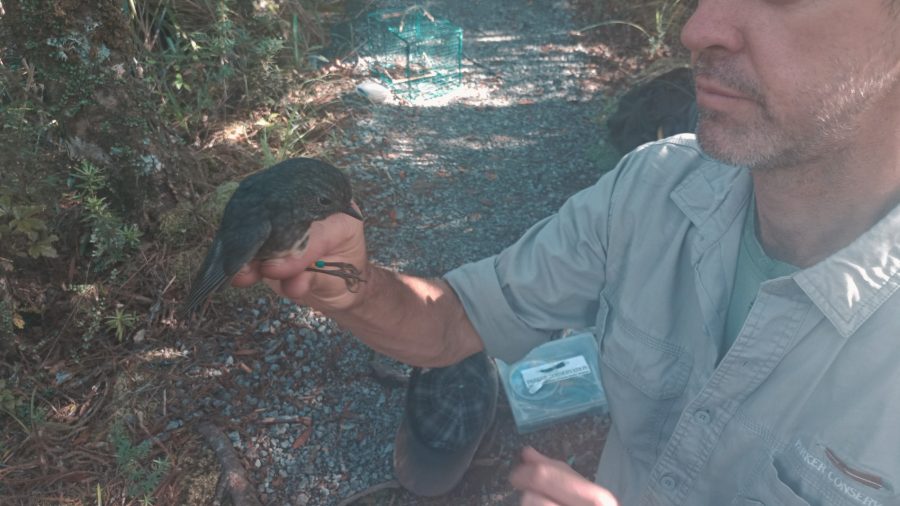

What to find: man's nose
left=680, top=0, right=745, bottom=55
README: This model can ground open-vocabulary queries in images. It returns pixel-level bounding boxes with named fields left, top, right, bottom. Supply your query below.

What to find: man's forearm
left=323, top=265, right=485, bottom=367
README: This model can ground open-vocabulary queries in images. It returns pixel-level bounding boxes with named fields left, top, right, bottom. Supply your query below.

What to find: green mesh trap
left=366, top=8, right=463, bottom=99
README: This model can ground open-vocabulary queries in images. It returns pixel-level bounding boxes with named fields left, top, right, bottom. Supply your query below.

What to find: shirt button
left=660, top=474, right=677, bottom=491
left=694, top=409, right=711, bottom=425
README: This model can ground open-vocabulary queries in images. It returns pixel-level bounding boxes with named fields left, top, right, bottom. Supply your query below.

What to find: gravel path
left=191, top=1, right=625, bottom=504
left=345, top=0, right=614, bottom=276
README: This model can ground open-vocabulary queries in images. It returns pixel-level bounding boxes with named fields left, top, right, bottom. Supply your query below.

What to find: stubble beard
left=693, top=54, right=813, bottom=172
left=694, top=54, right=897, bottom=173
left=695, top=106, right=790, bottom=171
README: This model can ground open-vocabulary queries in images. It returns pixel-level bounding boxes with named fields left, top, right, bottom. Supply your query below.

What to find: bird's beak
left=342, top=205, right=364, bottom=221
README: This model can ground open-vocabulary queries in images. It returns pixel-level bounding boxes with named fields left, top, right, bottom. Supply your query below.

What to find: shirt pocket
left=595, top=295, right=692, bottom=459
left=772, top=439, right=898, bottom=506
left=596, top=295, right=692, bottom=399
left=731, top=456, right=812, bottom=506
left=734, top=449, right=896, bottom=506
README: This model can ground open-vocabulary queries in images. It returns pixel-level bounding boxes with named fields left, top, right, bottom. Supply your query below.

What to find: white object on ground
left=356, top=80, right=392, bottom=103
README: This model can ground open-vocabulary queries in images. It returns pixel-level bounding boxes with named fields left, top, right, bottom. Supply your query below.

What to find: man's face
left=681, top=0, right=900, bottom=170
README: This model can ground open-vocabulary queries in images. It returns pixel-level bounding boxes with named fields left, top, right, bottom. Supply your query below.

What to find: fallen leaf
left=73, top=430, right=91, bottom=446
left=292, top=426, right=313, bottom=449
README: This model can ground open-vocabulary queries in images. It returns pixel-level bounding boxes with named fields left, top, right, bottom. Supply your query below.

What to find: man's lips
left=694, top=76, right=755, bottom=108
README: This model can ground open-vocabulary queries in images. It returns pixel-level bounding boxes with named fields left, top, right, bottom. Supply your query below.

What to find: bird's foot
left=305, top=261, right=366, bottom=292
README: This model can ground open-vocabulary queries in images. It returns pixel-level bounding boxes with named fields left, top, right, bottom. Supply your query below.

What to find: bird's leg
left=305, top=261, right=366, bottom=292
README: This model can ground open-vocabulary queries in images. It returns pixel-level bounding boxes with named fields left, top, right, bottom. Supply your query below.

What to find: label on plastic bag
left=520, top=355, right=590, bottom=394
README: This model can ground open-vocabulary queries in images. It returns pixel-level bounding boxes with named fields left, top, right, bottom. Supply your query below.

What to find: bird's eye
left=318, top=196, right=333, bottom=206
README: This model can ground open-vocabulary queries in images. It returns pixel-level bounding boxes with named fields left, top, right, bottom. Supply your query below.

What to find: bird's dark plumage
left=606, top=67, right=697, bottom=155
left=183, top=157, right=363, bottom=316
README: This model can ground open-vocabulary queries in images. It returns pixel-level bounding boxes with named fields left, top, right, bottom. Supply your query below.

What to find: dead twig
left=196, top=422, right=262, bottom=506
left=258, top=415, right=311, bottom=426
left=336, top=479, right=402, bottom=506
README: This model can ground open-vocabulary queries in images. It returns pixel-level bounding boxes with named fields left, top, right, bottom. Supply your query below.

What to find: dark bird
left=606, top=66, right=698, bottom=155
left=183, top=157, right=364, bottom=316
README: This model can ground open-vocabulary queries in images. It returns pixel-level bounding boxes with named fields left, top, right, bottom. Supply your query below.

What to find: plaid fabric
left=407, top=352, right=494, bottom=452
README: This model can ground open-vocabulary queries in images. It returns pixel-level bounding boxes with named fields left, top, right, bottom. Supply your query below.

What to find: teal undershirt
left=722, top=198, right=798, bottom=359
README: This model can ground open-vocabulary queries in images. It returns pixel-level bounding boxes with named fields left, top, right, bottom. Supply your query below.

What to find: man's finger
left=231, top=260, right=262, bottom=287
left=520, top=490, right=560, bottom=506
left=258, top=251, right=332, bottom=284
left=256, top=213, right=360, bottom=281
left=279, top=270, right=317, bottom=300
left=511, top=463, right=616, bottom=506
left=521, top=446, right=560, bottom=465
left=511, top=447, right=618, bottom=506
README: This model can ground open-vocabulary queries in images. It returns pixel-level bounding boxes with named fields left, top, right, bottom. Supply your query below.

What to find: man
left=234, top=0, right=900, bottom=504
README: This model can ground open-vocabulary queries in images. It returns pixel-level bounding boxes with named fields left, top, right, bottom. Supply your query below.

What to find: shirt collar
left=668, top=137, right=900, bottom=337
left=669, top=144, right=751, bottom=257
left=794, top=203, right=900, bottom=337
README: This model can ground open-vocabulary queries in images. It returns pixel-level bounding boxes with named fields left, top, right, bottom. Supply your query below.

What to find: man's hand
left=231, top=205, right=368, bottom=312
left=510, top=447, right=618, bottom=506
left=230, top=201, right=484, bottom=368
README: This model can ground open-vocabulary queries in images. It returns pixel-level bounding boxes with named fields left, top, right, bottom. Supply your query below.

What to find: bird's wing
left=183, top=220, right=271, bottom=315
left=219, top=219, right=271, bottom=276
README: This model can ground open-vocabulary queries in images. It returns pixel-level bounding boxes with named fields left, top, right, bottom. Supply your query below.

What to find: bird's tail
left=182, top=240, right=229, bottom=317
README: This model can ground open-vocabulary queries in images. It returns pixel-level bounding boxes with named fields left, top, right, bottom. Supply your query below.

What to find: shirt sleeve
left=444, top=161, right=622, bottom=363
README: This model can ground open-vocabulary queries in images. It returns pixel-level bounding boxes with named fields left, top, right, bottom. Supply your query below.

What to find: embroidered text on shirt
left=793, top=440, right=885, bottom=506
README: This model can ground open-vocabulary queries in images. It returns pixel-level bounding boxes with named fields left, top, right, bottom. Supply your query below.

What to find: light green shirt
left=722, top=198, right=797, bottom=356
left=445, top=135, right=900, bottom=506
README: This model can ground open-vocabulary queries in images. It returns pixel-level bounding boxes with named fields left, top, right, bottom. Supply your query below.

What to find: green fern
left=71, top=161, right=142, bottom=271
left=110, top=420, right=170, bottom=501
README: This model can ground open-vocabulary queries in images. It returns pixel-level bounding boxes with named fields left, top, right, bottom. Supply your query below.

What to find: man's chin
left=695, top=108, right=794, bottom=170
left=695, top=120, right=768, bottom=169
left=696, top=132, right=745, bottom=167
